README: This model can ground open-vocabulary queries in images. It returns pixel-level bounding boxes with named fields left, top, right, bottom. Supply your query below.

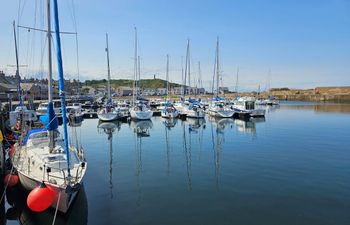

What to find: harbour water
left=2, top=102, right=350, bottom=225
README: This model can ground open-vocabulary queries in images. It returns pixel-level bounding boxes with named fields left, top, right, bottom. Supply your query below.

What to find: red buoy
left=8, top=145, right=15, bottom=158
left=27, top=182, right=56, bottom=212
left=4, top=174, right=19, bottom=187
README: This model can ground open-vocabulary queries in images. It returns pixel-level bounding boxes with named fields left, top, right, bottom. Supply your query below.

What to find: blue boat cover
left=39, top=102, right=58, bottom=131
left=137, top=96, right=149, bottom=102
left=23, top=127, right=47, bottom=145
left=215, top=96, right=225, bottom=101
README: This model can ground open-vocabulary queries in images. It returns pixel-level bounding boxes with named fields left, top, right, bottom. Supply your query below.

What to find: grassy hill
left=84, top=78, right=181, bottom=89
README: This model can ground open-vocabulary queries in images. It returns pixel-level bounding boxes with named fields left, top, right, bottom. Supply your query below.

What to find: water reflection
left=210, top=122, right=224, bottom=188
left=281, top=102, right=350, bottom=114
left=130, top=120, right=153, bottom=207
left=3, top=185, right=88, bottom=225
left=209, top=117, right=235, bottom=133
left=68, top=120, right=83, bottom=127
left=130, top=120, right=153, bottom=137
left=182, top=121, right=192, bottom=191
left=234, top=119, right=257, bottom=134
left=186, top=118, right=206, bottom=133
left=97, top=121, right=121, bottom=199
left=163, top=120, right=173, bottom=175
left=163, top=118, right=178, bottom=129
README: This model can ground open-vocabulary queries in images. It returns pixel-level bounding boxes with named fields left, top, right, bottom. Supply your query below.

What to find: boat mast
left=47, top=0, right=55, bottom=150
left=13, top=21, right=22, bottom=106
left=188, top=40, right=191, bottom=95
left=133, top=27, right=138, bottom=105
left=166, top=54, right=169, bottom=99
left=235, top=66, right=239, bottom=94
left=184, top=39, right=190, bottom=96
left=198, top=61, right=201, bottom=94
left=53, top=0, right=71, bottom=176
left=138, top=55, right=141, bottom=96
left=105, top=33, right=111, bottom=102
left=216, top=37, right=220, bottom=97
left=181, top=56, right=184, bottom=99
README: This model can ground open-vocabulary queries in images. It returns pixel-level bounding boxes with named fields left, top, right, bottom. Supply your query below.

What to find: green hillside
left=84, top=78, right=181, bottom=89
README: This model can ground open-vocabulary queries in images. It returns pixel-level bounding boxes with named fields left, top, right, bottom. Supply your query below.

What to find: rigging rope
left=0, top=165, right=15, bottom=204
left=51, top=191, right=61, bottom=225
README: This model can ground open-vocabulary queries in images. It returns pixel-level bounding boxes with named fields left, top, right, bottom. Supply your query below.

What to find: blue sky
left=0, top=0, right=349, bottom=91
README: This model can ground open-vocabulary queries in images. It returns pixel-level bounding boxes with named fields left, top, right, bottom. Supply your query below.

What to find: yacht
left=208, top=37, right=235, bottom=118
left=97, top=34, right=122, bottom=122
left=232, top=97, right=265, bottom=117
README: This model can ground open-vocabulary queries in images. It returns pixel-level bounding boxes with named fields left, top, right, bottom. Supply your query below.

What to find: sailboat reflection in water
left=130, top=120, right=153, bottom=137
left=209, top=117, right=234, bottom=133
left=97, top=121, right=120, bottom=199
left=187, top=118, right=206, bottom=133
left=163, top=118, right=178, bottom=129
left=3, top=185, right=88, bottom=225
left=234, top=117, right=265, bottom=134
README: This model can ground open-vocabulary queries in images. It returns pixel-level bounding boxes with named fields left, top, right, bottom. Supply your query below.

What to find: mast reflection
left=98, top=121, right=121, bottom=199
left=129, top=120, right=153, bottom=206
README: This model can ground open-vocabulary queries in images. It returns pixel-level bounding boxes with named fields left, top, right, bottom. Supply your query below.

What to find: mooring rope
left=0, top=165, right=15, bottom=203
left=51, top=191, right=61, bottom=225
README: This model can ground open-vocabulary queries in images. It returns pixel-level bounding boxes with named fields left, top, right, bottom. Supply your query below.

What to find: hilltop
left=84, top=78, right=182, bottom=89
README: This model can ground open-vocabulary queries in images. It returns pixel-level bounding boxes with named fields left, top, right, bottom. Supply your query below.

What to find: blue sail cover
left=106, top=97, right=112, bottom=106
left=215, top=96, right=225, bottom=101
left=137, top=96, right=149, bottom=102
left=188, top=98, right=200, bottom=104
left=23, top=128, right=48, bottom=145
left=39, top=102, right=58, bottom=131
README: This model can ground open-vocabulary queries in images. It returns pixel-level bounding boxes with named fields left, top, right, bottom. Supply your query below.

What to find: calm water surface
left=2, top=102, right=350, bottom=225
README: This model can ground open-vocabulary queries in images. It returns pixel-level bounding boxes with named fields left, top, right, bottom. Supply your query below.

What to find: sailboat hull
left=97, top=112, right=119, bottom=122
left=17, top=172, right=78, bottom=213
left=130, top=110, right=153, bottom=120
left=209, top=109, right=234, bottom=118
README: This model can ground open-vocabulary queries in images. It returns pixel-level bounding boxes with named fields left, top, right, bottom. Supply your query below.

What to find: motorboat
left=232, top=97, right=265, bottom=117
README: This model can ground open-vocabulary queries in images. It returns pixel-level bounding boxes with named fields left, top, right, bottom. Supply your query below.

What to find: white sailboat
left=208, top=37, right=234, bottom=118
left=130, top=28, right=153, bottom=120
left=97, top=33, right=122, bottom=122
left=11, top=0, right=87, bottom=213
left=161, top=55, right=179, bottom=118
left=178, top=40, right=205, bottom=119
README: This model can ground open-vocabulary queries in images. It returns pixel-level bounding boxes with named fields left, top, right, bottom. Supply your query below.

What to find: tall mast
left=166, top=54, right=169, bottom=98
left=105, top=33, right=111, bottom=100
left=198, top=61, right=202, bottom=89
left=187, top=40, right=191, bottom=95
left=47, top=0, right=53, bottom=103
left=181, top=56, right=184, bottom=98
left=235, top=66, right=239, bottom=93
left=47, top=0, right=55, bottom=150
left=267, top=68, right=271, bottom=93
left=216, top=37, right=220, bottom=96
left=13, top=21, right=22, bottom=106
left=53, top=0, right=71, bottom=176
left=184, top=39, right=190, bottom=96
left=133, top=27, right=137, bottom=105
left=138, top=55, right=141, bottom=96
